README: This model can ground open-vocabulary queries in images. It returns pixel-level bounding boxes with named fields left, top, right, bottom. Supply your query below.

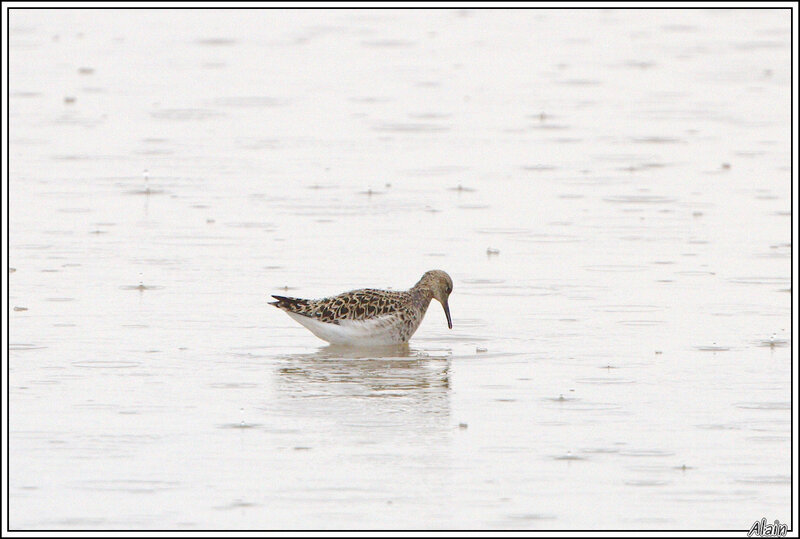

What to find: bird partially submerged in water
left=270, top=270, right=453, bottom=346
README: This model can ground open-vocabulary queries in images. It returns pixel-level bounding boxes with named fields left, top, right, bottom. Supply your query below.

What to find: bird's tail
left=269, top=295, right=310, bottom=311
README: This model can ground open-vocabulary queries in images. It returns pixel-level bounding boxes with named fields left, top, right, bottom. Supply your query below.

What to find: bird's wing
left=270, top=289, right=408, bottom=324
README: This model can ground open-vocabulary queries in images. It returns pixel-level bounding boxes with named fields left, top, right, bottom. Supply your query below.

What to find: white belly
left=285, top=311, right=423, bottom=346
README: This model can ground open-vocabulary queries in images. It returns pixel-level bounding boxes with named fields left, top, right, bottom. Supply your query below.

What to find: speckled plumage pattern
left=271, top=270, right=453, bottom=345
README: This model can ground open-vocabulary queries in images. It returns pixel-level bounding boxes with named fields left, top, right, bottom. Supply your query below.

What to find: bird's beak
left=443, top=300, right=452, bottom=329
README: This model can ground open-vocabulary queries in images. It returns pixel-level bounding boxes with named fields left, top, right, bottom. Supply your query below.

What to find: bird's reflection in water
left=273, top=345, right=451, bottom=432
left=276, top=344, right=450, bottom=396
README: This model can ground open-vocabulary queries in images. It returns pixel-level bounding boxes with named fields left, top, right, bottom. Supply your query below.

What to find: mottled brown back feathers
left=271, top=289, right=414, bottom=324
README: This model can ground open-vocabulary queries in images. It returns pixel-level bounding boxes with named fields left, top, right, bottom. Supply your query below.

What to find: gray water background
left=8, top=8, right=792, bottom=530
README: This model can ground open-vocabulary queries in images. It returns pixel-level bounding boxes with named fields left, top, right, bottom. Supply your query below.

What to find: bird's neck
left=409, top=284, right=434, bottom=310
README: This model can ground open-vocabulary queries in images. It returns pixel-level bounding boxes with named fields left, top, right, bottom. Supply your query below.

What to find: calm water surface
left=8, top=9, right=792, bottom=530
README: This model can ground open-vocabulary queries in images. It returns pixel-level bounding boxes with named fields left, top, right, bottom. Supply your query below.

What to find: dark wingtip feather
left=269, top=294, right=310, bottom=313
left=269, top=295, right=287, bottom=308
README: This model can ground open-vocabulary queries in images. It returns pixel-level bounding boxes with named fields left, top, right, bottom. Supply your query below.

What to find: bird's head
left=418, top=270, right=453, bottom=329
